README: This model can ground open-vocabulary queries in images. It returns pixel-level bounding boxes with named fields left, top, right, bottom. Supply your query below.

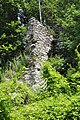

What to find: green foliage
left=0, top=98, right=10, bottom=120
left=0, top=80, right=36, bottom=106
left=67, top=47, right=80, bottom=94
left=42, top=59, right=70, bottom=96
left=0, top=79, right=38, bottom=120
left=1, top=53, right=27, bottom=82
left=0, top=0, right=80, bottom=119
left=0, top=0, right=80, bottom=68
left=0, top=20, right=27, bottom=66
left=0, top=53, right=80, bottom=120
left=0, top=0, right=27, bottom=67
left=48, top=55, right=65, bottom=71
left=56, top=1, right=80, bottom=64
left=10, top=94, right=80, bottom=120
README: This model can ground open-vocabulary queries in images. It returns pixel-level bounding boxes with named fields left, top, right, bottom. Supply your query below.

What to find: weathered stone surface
left=24, top=17, right=53, bottom=90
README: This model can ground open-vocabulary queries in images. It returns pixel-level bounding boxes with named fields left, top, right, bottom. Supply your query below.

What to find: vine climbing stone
left=24, top=17, right=53, bottom=90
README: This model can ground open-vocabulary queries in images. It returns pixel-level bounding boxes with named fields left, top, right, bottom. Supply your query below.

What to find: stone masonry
left=24, top=17, right=53, bottom=90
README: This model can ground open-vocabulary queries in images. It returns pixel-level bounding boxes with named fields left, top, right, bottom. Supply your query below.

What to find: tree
left=0, top=0, right=27, bottom=68
left=38, top=0, right=42, bottom=23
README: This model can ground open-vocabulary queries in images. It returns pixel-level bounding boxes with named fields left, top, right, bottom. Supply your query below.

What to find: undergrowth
left=0, top=48, right=80, bottom=120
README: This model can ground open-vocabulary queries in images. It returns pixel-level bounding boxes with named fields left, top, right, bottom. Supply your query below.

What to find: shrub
left=42, top=60, right=71, bottom=96
left=10, top=94, right=80, bottom=120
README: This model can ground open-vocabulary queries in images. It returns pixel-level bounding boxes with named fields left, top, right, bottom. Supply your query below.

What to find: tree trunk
left=38, top=0, right=42, bottom=23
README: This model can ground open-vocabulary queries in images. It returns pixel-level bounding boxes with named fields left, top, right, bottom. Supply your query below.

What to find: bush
left=42, top=60, right=71, bottom=96
left=1, top=53, right=27, bottom=82
left=0, top=80, right=36, bottom=107
left=10, top=94, right=80, bottom=120
left=66, top=47, right=80, bottom=94
left=0, top=99, right=10, bottom=120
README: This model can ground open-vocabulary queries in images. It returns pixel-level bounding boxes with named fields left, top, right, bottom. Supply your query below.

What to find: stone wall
left=24, top=17, right=53, bottom=90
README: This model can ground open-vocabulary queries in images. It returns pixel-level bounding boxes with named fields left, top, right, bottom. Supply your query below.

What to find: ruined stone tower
left=24, top=17, right=53, bottom=90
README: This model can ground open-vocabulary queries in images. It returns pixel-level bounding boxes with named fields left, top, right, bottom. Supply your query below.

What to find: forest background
left=0, top=0, right=80, bottom=120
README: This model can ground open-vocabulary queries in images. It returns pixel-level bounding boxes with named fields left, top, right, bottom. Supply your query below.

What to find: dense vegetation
left=0, top=0, right=80, bottom=119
